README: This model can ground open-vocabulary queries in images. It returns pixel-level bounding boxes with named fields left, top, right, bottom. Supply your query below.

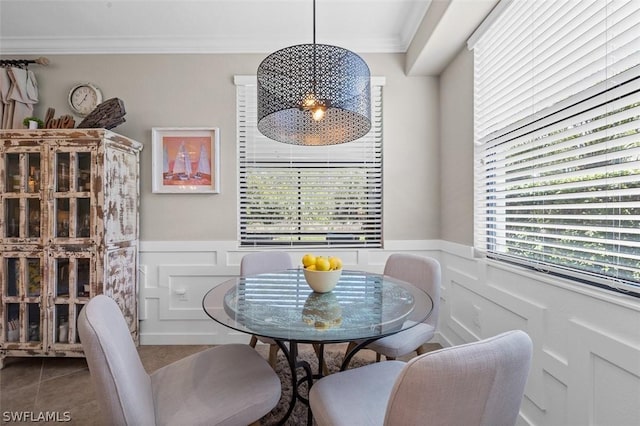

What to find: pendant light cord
left=312, top=0, right=317, bottom=96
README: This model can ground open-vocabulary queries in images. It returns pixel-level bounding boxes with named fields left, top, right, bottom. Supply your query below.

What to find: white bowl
left=303, top=268, right=342, bottom=293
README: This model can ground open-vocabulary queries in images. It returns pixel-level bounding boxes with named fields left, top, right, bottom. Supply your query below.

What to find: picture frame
left=151, top=127, right=220, bottom=194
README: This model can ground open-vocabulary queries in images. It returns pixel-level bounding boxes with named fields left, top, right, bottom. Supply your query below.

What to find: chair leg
left=341, top=341, right=361, bottom=370
left=312, top=344, right=330, bottom=376
left=416, top=343, right=433, bottom=355
left=249, top=335, right=258, bottom=348
left=268, top=343, right=279, bottom=368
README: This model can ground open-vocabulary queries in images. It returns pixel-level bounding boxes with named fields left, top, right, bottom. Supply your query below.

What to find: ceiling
left=0, top=0, right=497, bottom=76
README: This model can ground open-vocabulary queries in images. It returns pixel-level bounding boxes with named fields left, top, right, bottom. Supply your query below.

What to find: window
left=235, top=76, right=384, bottom=248
left=470, top=0, right=640, bottom=295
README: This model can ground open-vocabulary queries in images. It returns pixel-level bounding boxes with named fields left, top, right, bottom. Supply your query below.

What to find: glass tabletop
left=202, top=269, right=434, bottom=343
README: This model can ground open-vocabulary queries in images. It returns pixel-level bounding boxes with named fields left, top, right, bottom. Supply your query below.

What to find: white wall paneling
left=139, top=241, right=243, bottom=344
left=439, top=242, right=640, bottom=426
left=137, top=241, right=442, bottom=345
left=567, top=319, right=640, bottom=426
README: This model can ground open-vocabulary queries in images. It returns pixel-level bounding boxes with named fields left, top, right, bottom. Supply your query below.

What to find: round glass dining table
left=202, top=268, right=433, bottom=425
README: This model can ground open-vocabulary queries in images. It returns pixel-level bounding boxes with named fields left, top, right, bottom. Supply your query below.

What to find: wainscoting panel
left=139, top=241, right=244, bottom=344
left=157, top=265, right=232, bottom=320
left=138, top=241, right=441, bottom=344
left=567, top=319, right=640, bottom=426
left=440, top=243, right=640, bottom=426
left=448, top=277, right=482, bottom=341
left=446, top=262, right=548, bottom=410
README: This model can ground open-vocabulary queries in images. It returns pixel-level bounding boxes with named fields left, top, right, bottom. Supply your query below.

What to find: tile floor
left=0, top=345, right=211, bottom=426
left=0, top=342, right=441, bottom=425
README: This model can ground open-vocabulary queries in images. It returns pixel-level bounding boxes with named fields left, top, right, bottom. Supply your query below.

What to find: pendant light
left=257, top=0, right=371, bottom=146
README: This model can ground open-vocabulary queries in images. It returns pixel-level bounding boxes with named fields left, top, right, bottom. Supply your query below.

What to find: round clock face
left=68, top=83, right=102, bottom=116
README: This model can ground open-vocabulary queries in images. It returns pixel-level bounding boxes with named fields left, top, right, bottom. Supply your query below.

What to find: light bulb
left=301, top=92, right=327, bottom=121
left=312, top=106, right=326, bottom=121
left=302, top=93, right=318, bottom=109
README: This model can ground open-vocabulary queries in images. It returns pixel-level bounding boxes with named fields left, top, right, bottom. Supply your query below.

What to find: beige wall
left=438, top=47, right=474, bottom=245
left=19, top=53, right=440, bottom=242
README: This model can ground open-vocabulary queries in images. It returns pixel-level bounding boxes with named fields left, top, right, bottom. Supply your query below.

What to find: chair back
left=240, top=251, right=294, bottom=276
left=78, top=295, right=155, bottom=426
left=384, top=253, right=441, bottom=329
left=384, top=330, right=533, bottom=426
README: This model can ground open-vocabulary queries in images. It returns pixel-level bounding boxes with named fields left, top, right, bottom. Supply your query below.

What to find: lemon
left=329, top=257, right=342, bottom=270
left=306, top=264, right=317, bottom=271
left=302, top=253, right=316, bottom=268
left=316, top=257, right=331, bottom=271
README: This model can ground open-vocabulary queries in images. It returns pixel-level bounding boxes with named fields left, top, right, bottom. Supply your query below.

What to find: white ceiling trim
left=0, top=35, right=414, bottom=56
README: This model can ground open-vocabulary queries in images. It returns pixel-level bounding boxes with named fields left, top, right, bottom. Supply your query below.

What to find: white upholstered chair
left=78, top=295, right=281, bottom=426
left=310, top=330, right=533, bottom=426
left=241, top=251, right=294, bottom=368
left=347, top=253, right=441, bottom=361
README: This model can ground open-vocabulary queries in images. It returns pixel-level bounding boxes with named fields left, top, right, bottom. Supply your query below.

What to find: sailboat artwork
left=161, top=136, right=213, bottom=186
left=153, top=128, right=219, bottom=194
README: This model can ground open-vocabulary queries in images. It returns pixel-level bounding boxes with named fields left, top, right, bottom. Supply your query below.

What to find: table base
left=272, top=338, right=379, bottom=426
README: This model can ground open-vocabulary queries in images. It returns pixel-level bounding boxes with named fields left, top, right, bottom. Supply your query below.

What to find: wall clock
left=68, top=83, right=103, bottom=117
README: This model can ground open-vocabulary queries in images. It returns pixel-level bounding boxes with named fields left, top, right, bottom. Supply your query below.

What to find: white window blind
left=235, top=75, right=384, bottom=248
left=471, top=0, right=640, bottom=295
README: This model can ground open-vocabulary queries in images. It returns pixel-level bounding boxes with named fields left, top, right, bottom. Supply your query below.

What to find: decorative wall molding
left=567, top=319, right=640, bottom=426
left=138, top=241, right=443, bottom=345
left=438, top=241, right=640, bottom=426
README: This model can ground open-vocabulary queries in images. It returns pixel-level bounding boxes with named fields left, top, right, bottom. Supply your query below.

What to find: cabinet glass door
left=1, top=252, right=43, bottom=345
left=53, top=149, right=93, bottom=241
left=4, top=198, right=20, bottom=238
left=2, top=151, right=42, bottom=240
left=50, top=251, right=94, bottom=346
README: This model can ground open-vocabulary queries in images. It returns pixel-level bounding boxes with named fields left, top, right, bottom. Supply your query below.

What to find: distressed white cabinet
left=0, top=129, right=142, bottom=367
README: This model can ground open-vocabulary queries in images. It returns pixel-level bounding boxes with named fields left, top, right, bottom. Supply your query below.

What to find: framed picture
left=151, top=127, right=220, bottom=194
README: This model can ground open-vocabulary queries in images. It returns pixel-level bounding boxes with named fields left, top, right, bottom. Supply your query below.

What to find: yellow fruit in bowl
left=329, top=257, right=342, bottom=271
left=316, top=257, right=331, bottom=271
left=301, top=253, right=343, bottom=272
left=302, top=253, right=316, bottom=268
